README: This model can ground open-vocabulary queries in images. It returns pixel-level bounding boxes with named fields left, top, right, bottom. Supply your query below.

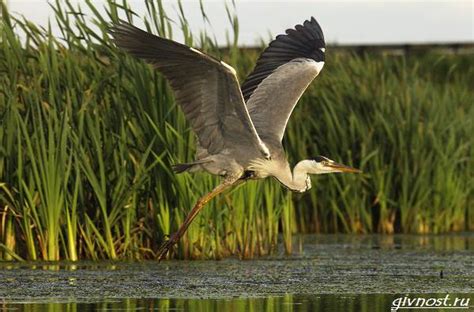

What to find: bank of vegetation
left=0, top=1, right=472, bottom=260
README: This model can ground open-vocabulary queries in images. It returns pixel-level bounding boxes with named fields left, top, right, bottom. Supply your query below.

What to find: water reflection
left=0, top=295, right=391, bottom=312
left=298, top=233, right=473, bottom=252
left=3, top=294, right=472, bottom=312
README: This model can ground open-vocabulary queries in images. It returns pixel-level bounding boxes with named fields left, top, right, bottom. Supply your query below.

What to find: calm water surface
left=0, top=234, right=472, bottom=311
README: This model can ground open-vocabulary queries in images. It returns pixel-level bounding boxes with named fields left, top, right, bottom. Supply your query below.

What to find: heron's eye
left=321, top=161, right=329, bottom=166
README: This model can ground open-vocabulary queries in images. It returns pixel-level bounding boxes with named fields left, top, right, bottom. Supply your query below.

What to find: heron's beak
left=327, top=162, right=362, bottom=173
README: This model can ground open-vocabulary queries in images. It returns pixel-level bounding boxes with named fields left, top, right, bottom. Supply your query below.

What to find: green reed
left=0, top=0, right=472, bottom=260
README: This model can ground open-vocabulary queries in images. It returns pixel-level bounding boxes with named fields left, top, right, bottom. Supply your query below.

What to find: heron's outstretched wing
left=241, top=17, right=325, bottom=142
left=110, top=21, right=269, bottom=157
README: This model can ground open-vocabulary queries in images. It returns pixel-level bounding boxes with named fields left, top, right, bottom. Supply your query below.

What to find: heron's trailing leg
left=157, top=178, right=240, bottom=261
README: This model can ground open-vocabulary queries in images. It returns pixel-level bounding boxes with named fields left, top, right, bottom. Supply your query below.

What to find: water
left=0, top=234, right=472, bottom=311
left=0, top=295, right=453, bottom=311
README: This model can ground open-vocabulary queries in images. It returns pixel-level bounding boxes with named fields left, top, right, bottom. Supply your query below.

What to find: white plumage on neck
left=288, top=160, right=314, bottom=192
left=249, top=159, right=318, bottom=193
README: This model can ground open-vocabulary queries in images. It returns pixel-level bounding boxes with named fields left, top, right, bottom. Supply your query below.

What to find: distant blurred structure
left=330, top=42, right=474, bottom=55
left=232, top=42, right=474, bottom=56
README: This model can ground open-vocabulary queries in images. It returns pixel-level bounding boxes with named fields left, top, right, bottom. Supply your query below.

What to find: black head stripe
left=313, top=155, right=329, bottom=162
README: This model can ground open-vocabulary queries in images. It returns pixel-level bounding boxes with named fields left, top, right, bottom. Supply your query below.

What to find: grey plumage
left=241, top=16, right=325, bottom=102
left=241, top=17, right=325, bottom=143
left=110, top=22, right=268, bottom=163
left=110, top=17, right=360, bottom=260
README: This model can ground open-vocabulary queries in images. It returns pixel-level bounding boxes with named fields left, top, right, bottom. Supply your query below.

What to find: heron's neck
left=275, top=160, right=313, bottom=193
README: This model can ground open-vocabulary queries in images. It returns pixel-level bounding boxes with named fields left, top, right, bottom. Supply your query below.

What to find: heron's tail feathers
left=172, top=159, right=211, bottom=173
left=172, top=163, right=194, bottom=173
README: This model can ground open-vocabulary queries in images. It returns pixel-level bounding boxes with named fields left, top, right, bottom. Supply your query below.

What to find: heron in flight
left=111, top=17, right=361, bottom=260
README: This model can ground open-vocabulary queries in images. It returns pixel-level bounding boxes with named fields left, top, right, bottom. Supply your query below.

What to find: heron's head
left=309, top=156, right=361, bottom=174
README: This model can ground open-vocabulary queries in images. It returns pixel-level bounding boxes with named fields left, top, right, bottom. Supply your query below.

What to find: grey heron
left=110, top=17, right=361, bottom=260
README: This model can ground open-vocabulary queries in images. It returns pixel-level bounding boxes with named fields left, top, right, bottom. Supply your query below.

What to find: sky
left=5, top=0, right=474, bottom=46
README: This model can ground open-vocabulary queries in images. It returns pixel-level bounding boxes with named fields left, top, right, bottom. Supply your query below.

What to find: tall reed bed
left=0, top=0, right=472, bottom=260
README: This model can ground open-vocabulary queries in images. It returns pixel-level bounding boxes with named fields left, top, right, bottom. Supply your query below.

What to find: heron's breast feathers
left=247, top=158, right=280, bottom=179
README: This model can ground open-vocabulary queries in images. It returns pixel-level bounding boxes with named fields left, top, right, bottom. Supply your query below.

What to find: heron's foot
left=157, top=233, right=180, bottom=261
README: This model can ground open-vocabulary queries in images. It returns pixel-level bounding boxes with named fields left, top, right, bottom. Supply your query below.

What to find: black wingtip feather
left=241, top=17, right=325, bottom=102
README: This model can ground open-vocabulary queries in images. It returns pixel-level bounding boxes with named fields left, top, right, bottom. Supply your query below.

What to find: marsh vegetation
left=0, top=1, right=472, bottom=261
